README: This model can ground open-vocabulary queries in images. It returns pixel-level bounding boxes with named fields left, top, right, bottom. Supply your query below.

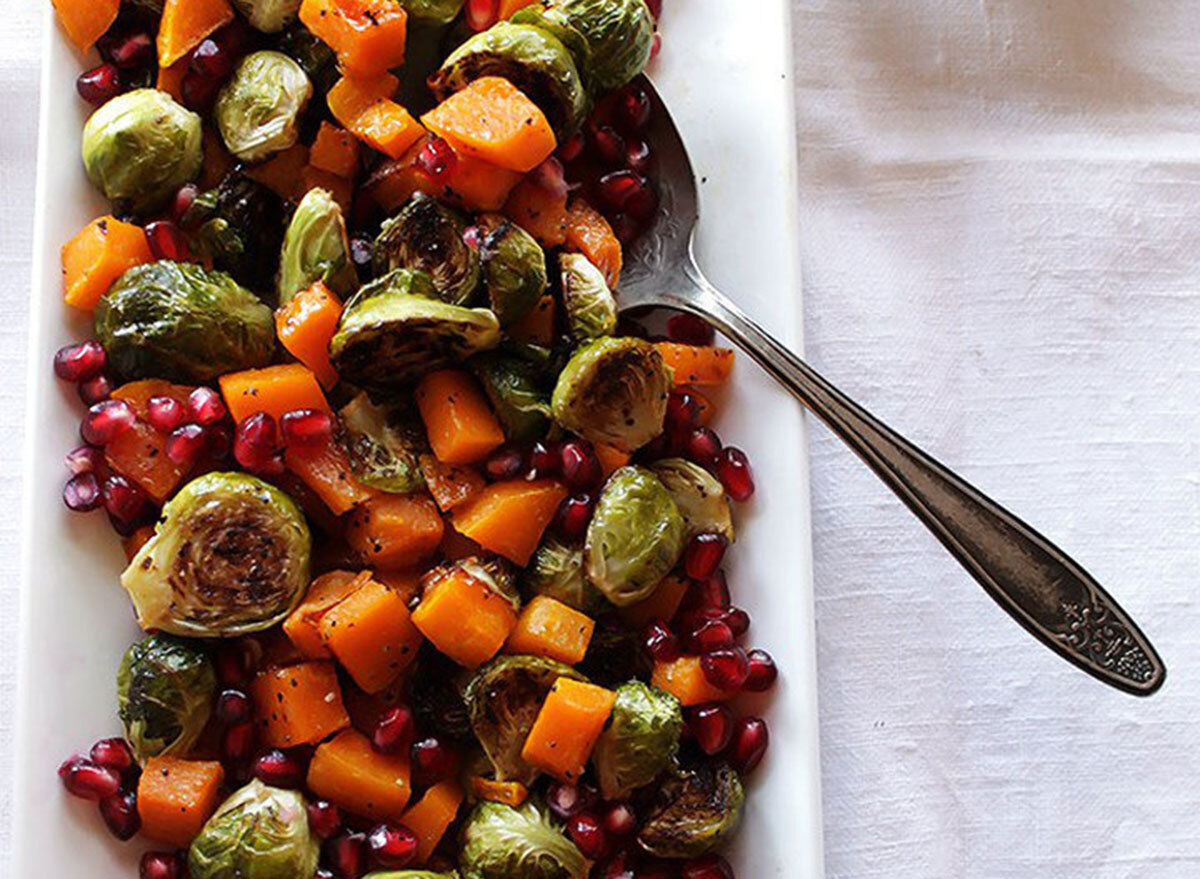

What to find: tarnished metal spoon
left=619, top=76, right=1165, bottom=696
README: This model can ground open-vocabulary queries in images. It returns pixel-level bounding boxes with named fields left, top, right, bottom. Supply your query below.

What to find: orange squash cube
left=300, top=0, right=408, bottom=79
left=401, top=781, right=464, bottom=864
left=249, top=662, right=351, bottom=748
left=319, top=577, right=424, bottom=693
left=505, top=596, right=595, bottom=666
left=521, top=678, right=617, bottom=783
left=137, top=757, right=225, bottom=848
left=62, top=216, right=153, bottom=311
left=283, top=570, right=369, bottom=659
left=450, top=479, right=568, bottom=566
left=650, top=656, right=737, bottom=706
left=411, top=565, right=517, bottom=668
left=308, top=728, right=412, bottom=820
left=422, top=77, right=557, bottom=173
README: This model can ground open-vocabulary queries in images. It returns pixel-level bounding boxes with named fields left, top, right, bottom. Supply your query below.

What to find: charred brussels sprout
left=121, top=473, right=311, bottom=638
left=81, top=89, right=202, bottom=214
left=650, top=458, right=734, bottom=542
left=117, top=634, right=216, bottom=764
left=278, top=188, right=358, bottom=303
left=459, top=800, right=589, bottom=879
left=184, top=172, right=288, bottom=292
left=510, top=7, right=592, bottom=74
left=637, top=763, right=745, bottom=859
left=560, top=253, right=617, bottom=341
left=216, top=51, right=313, bottom=162
left=479, top=216, right=548, bottom=328
left=344, top=265, right=440, bottom=309
left=373, top=194, right=480, bottom=306
left=593, top=681, right=682, bottom=800
left=365, top=873, right=459, bottom=879
left=523, top=538, right=607, bottom=615
left=551, top=337, right=671, bottom=452
left=338, top=393, right=427, bottom=493
left=188, top=780, right=318, bottom=879
left=411, top=644, right=475, bottom=742
left=401, top=0, right=464, bottom=25
left=470, top=353, right=552, bottom=442
left=534, top=0, right=654, bottom=93
left=95, top=261, right=275, bottom=383
left=331, top=271, right=502, bottom=390
left=465, top=655, right=585, bottom=784
left=578, top=616, right=651, bottom=687
left=584, top=466, right=684, bottom=606
left=233, top=0, right=302, bottom=32
left=431, top=22, right=587, bottom=135
left=273, top=23, right=340, bottom=95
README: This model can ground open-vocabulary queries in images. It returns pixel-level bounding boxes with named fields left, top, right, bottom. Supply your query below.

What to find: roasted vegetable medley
left=50, top=0, right=775, bottom=876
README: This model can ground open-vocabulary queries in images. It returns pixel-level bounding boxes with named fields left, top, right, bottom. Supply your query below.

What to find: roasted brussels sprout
left=593, top=681, right=682, bottom=800
left=233, top=0, right=302, bottom=32
left=401, top=0, right=465, bottom=25
left=331, top=272, right=502, bottom=390
left=465, top=655, right=585, bottom=784
left=273, top=23, right=339, bottom=95
left=459, top=800, right=590, bottom=879
left=650, top=458, right=734, bottom=542
left=578, top=616, right=652, bottom=687
left=373, top=194, right=480, bottom=306
left=344, top=265, right=441, bottom=309
left=533, top=0, right=654, bottom=93
left=278, top=188, right=358, bottom=303
left=121, top=473, right=312, bottom=638
left=560, top=254, right=617, bottom=341
left=96, top=261, right=275, bottom=383
left=365, top=873, right=460, bottom=879
left=188, top=780, right=319, bottom=879
left=184, top=172, right=288, bottom=293
left=117, top=634, right=216, bottom=764
left=81, top=89, right=202, bottom=214
left=470, top=353, right=552, bottom=442
left=637, top=763, right=745, bottom=859
left=510, top=7, right=592, bottom=74
left=523, top=538, right=607, bottom=615
left=478, top=216, right=549, bottom=328
left=411, top=644, right=476, bottom=742
left=338, top=393, right=427, bottom=494
left=550, top=337, right=671, bottom=452
left=430, top=22, right=587, bottom=135
left=216, top=51, right=313, bottom=162
left=584, top=466, right=685, bottom=607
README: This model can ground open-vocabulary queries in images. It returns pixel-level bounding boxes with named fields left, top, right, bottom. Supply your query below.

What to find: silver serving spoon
left=619, top=76, right=1165, bottom=696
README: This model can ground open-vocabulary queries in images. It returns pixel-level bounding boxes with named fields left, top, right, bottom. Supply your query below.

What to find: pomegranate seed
left=683, top=854, right=735, bottom=879
left=559, top=132, right=585, bottom=163
left=692, top=571, right=731, bottom=610
left=373, top=705, right=416, bottom=754
left=666, top=391, right=702, bottom=433
left=207, top=422, right=234, bottom=461
left=99, top=789, right=141, bottom=840
left=410, top=737, right=457, bottom=788
left=234, top=412, right=280, bottom=470
left=254, top=749, right=304, bottom=788
left=561, top=440, right=602, bottom=490
left=701, top=647, right=749, bottom=691
left=723, top=606, right=751, bottom=637
left=281, top=409, right=333, bottom=447
left=139, top=851, right=185, bottom=879
left=650, top=32, right=663, bottom=60
left=110, top=32, right=154, bottom=69
left=485, top=444, right=527, bottom=481
left=54, top=340, right=106, bottom=382
left=685, top=427, right=722, bottom=469
left=190, top=38, right=234, bottom=80
left=90, top=738, right=135, bottom=776
left=462, top=225, right=482, bottom=251
left=308, top=800, right=343, bottom=839
left=145, top=221, right=192, bottom=262
left=568, top=812, right=609, bottom=860
left=181, top=70, right=222, bottom=111
left=171, top=184, right=199, bottom=222
left=625, top=183, right=660, bottom=222
left=531, top=156, right=569, bottom=199
left=63, top=473, right=102, bottom=512
left=146, top=395, right=186, bottom=432
left=214, top=641, right=256, bottom=686
left=326, top=831, right=367, bottom=879
left=602, top=802, right=637, bottom=837
left=368, top=823, right=418, bottom=868
left=546, top=781, right=591, bottom=819
left=617, top=84, right=652, bottom=133
left=590, top=125, right=626, bottom=165
left=597, top=851, right=636, bottom=879
left=553, top=494, right=594, bottom=543
left=221, top=721, right=256, bottom=763
left=76, top=63, right=123, bottom=105
left=597, top=170, right=644, bottom=210
left=103, top=475, right=149, bottom=523
left=58, top=757, right=121, bottom=801
left=465, top=0, right=499, bottom=31
left=65, top=444, right=103, bottom=475
left=728, top=716, right=769, bottom=775
left=188, top=386, right=227, bottom=425
left=416, top=136, right=458, bottom=184
left=78, top=374, right=113, bottom=405
left=609, top=210, right=641, bottom=243
left=744, top=649, right=779, bottom=692
left=530, top=441, right=561, bottom=477
left=689, top=618, right=734, bottom=653
left=81, top=399, right=135, bottom=446
left=165, top=424, right=207, bottom=468
left=716, top=447, right=755, bottom=502
left=215, top=688, right=251, bottom=725
left=667, top=313, right=716, bottom=346
left=645, top=0, right=663, bottom=20
left=688, top=704, right=734, bottom=755
left=626, top=138, right=652, bottom=173
left=684, top=533, right=727, bottom=580
left=643, top=620, right=681, bottom=662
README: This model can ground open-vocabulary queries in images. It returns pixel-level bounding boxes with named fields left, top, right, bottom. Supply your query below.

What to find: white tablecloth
left=3, top=1, right=1199, bottom=876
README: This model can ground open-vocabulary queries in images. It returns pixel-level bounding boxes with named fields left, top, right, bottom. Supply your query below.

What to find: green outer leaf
left=470, top=353, right=552, bottom=443
left=278, top=188, right=358, bottom=304
left=592, top=681, right=682, bottom=800
left=216, top=51, right=313, bottom=162
left=480, top=217, right=548, bottom=328
left=459, top=800, right=590, bottom=879
left=522, top=537, right=608, bottom=615
left=538, top=0, right=655, bottom=93
left=649, top=458, right=735, bottom=542
left=399, top=0, right=464, bottom=25
left=560, top=253, right=616, bottom=341
left=188, top=780, right=318, bottom=879
left=338, top=393, right=428, bottom=494
left=373, top=194, right=481, bottom=306
left=117, top=634, right=216, bottom=764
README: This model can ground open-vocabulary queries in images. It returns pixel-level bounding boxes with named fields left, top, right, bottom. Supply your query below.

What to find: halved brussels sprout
left=121, top=473, right=312, bottom=638
left=584, top=466, right=684, bottom=607
left=637, top=763, right=745, bottom=859
left=278, top=187, right=358, bottom=303
left=478, top=216, right=549, bottom=328
left=430, top=22, right=587, bottom=135
left=365, top=873, right=460, bottom=879
left=331, top=273, right=502, bottom=390
left=233, top=0, right=302, bottom=32
left=344, top=265, right=441, bottom=310
left=81, top=89, right=203, bottom=214
left=184, top=171, right=288, bottom=293
left=273, top=22, right=340, bottom=95
left=188, top=780, right=319, bottom=879
left=470, top=353, right=552, bottom=442
left=117, top=634, right=216, bottom=764
left=411, top=644, right=476, bottom=743
left=550, top=337, right=671, bottom=453
left=593, top=681, right=682, bottom=800
left=96, top=261, right=275, bottom=383
left=216, top=51, right=313, bottom=162
left=534, top=0, right=654, bottom=93
left=560, top=253, right=616, bottom=341
left=510, top=7, right=592, bottom=74
left=338, top=393, right=427, bottom=494
left=465, top=655, right=586, bottom=785
left=373, top=194, right=480, bottom=306
left=401, top=0, right=465, bottom=25
left=523, top=538, right=608, bottom=615
left=459, top=800, right=590, bottom=879
left=649, top=458, right=734, bottom=542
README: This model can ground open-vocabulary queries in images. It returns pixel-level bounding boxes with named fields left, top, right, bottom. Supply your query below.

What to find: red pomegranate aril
left=308, top=800, right=344, bottom=839
left=327, top=831, right=368, bottom=879
left=81, top=399, right=135, bottom=446
left=665, top=391, right=702, bottom=433
left=716, top=447, right=755, bottom=502
left=145, top=220, right=192, bottom=262
left=90, top=737, right=136, bottom=776
left=465, top=0, right=499, bottom=31
left=215, top=688, right=252, bottom=725
left=368, top=823, right=418, bottom=868
left=190, top=38, right=234, bottom=80
left=99, top=788, right=141, bottom=840
left=728, top=716, right=769, bottom=775
left=688, top=703, right=734, bottom=755
left=76, top=63, right=123, bottom=105
left=146, top=395, right=186, bottom=432
left=602, top=802, right=637, bottom=837
left=667, top=312, right=716, bottom=346
left=221, top=721, right=256, bottom=764
left=590, top=125, right=627, bottom=166
left=207, top=421, right=234, bottom=461
left=65, top=444, right=103, bottom=475
left=597, top=851, right=636, bottom=879
left=110, top=32, right=154, bottom=69
left=553, top=493, right=594, bottom=543
left=214, top=640, right=257, bottom=686
left=682, top=853, right=735, bottom=879
left=235, top=412, right=280, bottom=470
left=744, top=649, right=778, bottom=692
left=530, top=156, right=568, bottom=198
left=559, top=131, right=585, bottom=163
left=701, top=646, right=749, bottom=691
left=462, top=224, right=482, bottom=251
left=416, top=136, right=458, bottom=183
left=281, top=409, right=333, bottom=447
left=78, top=374, right=114, bottom=405
left=560, top=440, right=601, bottom=489
left=624, top=182, right=660, bottom=222
left=54, top=340, right=107, bottom=383
left=59, top=756, right=122, bottom=801
left=645, top=0, right=663, bottom=19
left=650, top=32, right=663, bottom=60
left=617, top=84, right=652, bottom=133
left=372, top=705, right=416, bottom=755
left=254, top=749, right=305, bottom=788
left=350, top=236, right=374, bottom=269
left=643, top=620, right=681, bottom=662
left=683, top=533, right=727, bottom=581
left=531, top=440, right=562, bottom=478
left=597, top=170, right=644, bottom=210
left=689, top=618, right=734, bottom=653
left=103, top=474, right=149, bottom=523
left=188, top=386, right=228, bottom=425
left=685, top=427, right=722, bottom=469
left=165, top=424, right=207, bottom=468
left=171, top=183, right=199, bottom=222
left=692, top=570, right=731, bottom=610
left=723, top=606, right=751, bottom=638
left=626, top=138, right=652, bottom=173
left=546, top=780, right=591, bottom=819
left=139, top=851, right=185, bottom=879
left=568, top=812, right=609, bottom=860
left=181, top=69, right=222, bottom=111
left=63, top=472, right=103, bottom=512
left=485, top=443, right=527, bottom=481
left=410, top=737, right=457, bottom=788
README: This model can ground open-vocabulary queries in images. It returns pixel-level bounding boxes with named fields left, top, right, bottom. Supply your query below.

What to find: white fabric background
left=1, top=1, right=1199, bottom=876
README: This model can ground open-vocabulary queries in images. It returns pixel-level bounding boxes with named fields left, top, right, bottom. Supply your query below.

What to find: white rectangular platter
left=15, top=2, right=824, bottom=876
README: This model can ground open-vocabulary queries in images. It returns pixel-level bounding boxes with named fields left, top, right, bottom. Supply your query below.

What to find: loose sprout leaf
left=478, top=216, right=549, bottom=328
left=470, top=353, right=553, bottom=443
left=278, top=187, right=358, bottom=304
left=522, top=537, right=609, bottom=615
left=338, top=393, right=428, bottom=494
left=560, top=253, right=617, bottom=342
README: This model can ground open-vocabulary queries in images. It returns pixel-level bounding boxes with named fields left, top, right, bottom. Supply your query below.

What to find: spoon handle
left=667, top=265, right=1165, bottom=695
